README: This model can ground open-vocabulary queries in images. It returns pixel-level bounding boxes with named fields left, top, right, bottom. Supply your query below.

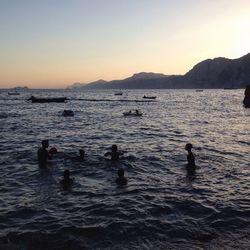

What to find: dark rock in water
left=243, top=85, right=250, bottom=108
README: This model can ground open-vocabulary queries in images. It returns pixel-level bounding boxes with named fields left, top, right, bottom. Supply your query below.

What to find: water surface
left=0, top=89, right=249, bottom=249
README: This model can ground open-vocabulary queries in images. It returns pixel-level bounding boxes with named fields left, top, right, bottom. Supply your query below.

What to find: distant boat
left=114, top=91, right=123, bottom=96
left=62, top=110, right=74, bottom=117
left=8, top=92, right=20, bottom=95
left=143, top=95, right=156, bottom=99
left=195, top=89, right=203, bottom=92
left=123, top=110, right=143, bottom=116
left=27, top=96, right=67, bottom=103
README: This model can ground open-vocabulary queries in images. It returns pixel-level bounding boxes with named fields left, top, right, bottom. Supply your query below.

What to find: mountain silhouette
left=68, top=53, right=250, bottom=89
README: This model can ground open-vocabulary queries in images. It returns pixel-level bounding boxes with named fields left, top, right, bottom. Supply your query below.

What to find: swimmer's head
left=185, top=143, right=193, bottom=151
left=63, top=170, right=70, bottom=179
left=42, top=140, right=49, bottom=148
left=49, top=147, right=57, bottom=155
left=79, top=149, right=85, bottom=157
left=111, top=144, right=117, bottom=152
left=117, top=168, right=124, bottom=178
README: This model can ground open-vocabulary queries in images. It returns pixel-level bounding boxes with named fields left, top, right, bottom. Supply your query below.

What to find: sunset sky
left=0, top=0, right=250, bottom=88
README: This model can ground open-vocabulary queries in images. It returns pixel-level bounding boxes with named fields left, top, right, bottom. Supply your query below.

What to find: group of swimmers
left=37, top=140, right=128, bottom=190
left=38, top=139, right=195, bottom=190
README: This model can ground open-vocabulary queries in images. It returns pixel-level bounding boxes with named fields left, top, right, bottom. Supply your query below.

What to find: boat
left=27, top=96, right=67, bottom=103
left=114, top=91, right=123, bottom=96
left=143, top=95, right=156, bottom=99
left=8, top=92, right=20, bottom=95
left=195, top=89, right=203, bottom=92
left=123, top=110, right=143, bottom=116
left=62, top=110, right=74, bottom=117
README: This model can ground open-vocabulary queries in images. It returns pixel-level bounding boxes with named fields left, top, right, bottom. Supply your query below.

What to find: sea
left=0, top=89, right=249, bottom=250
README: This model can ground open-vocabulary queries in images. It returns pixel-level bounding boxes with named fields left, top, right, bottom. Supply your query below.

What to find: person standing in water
left=105, top=144, right=123, bottom=161
left=37, top=140, right=51, bottom=168
left=185, top=143, right=196, bottom=175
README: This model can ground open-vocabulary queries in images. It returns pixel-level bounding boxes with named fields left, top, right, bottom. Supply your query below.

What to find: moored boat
left=142, top=95, right=156, bottom=99
left=8, top=92, right=20, bottom=95
left=114, top=91, right=123, bottom=96
left=62, top=110, right=74, bottom=116
left=28, top=96, right=67, bottom=103
left=123, top=110, right=143, bottom=116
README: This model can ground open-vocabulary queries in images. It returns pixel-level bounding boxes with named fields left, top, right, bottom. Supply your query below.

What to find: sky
left=0, top=0, right=250, bottom=88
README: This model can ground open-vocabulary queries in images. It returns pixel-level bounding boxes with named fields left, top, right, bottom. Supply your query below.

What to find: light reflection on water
left=0, top=89, right=249, bottom=249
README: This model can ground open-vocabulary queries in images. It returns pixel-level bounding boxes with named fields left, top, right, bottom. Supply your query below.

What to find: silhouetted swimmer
left=185, top=143, right=196, bottom=175
left=38, top=140, right=51, bottom=168
left=49, top=147, right=58, bottom=156
left=116, top=169, right=127, bottom=186
left=78, top=149, right=85, bottom=160
left=60, top=170, right=74, bottom=190
left=65, top=148, right=85, bottom=161
left=105, top=144, right=123, bottom=161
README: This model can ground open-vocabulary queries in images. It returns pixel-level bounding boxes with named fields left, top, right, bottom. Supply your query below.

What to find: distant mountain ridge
left=68, top=53, right=250, bottom=89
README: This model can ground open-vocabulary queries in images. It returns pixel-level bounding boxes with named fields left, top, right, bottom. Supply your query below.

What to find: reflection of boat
left=8, top=92, right=20, bottom=95
left=195, top=89, right=203, bottom=92
left=28, top=96, right=67, bottom=103
left=143, top=95, right=156, bottom=99
left=62, top=110, right=74, bottom=117
left=123, top=110, right=143, bottom=116
left=114, top=91, right=123, bottom=96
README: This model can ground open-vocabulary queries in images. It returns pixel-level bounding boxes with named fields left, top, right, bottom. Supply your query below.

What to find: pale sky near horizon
left=0, top=0, right=250, bottom=88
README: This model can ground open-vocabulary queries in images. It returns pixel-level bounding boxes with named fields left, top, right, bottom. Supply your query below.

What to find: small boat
left=8, top=92, right=20, bottom=95
left=143, top=95, right=156, bottom=99
left=28, top=96, right=67, bottom=103
left=123, top=110, right=143, bottom=116
left=195, top=89, right=203, bottom=92
left=62, top=110, right=74, bottom=117
left=114, top=91, right=123, bottom=96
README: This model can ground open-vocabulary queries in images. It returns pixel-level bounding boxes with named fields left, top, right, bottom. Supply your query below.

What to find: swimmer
left=104, top=144, right=123, bottom=161
left=37, top=140, right=50, bottom=168
left=78, top=149, right=85, bottom=160
left=116, top=169, right=127, bottom=186
left=49, top=147, right=58, bottom=156
left=60, top=170, right=74, bottom=190
left=185, top=143, right=196, bottom=175
left=64, top=148, right=85, bottom=161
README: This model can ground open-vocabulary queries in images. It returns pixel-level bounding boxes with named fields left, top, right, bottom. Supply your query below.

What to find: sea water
left=0, top=89, right=249, bottom=249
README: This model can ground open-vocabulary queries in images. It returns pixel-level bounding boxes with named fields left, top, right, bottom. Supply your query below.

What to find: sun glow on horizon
left=0, top=0, right=250, bottom=88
